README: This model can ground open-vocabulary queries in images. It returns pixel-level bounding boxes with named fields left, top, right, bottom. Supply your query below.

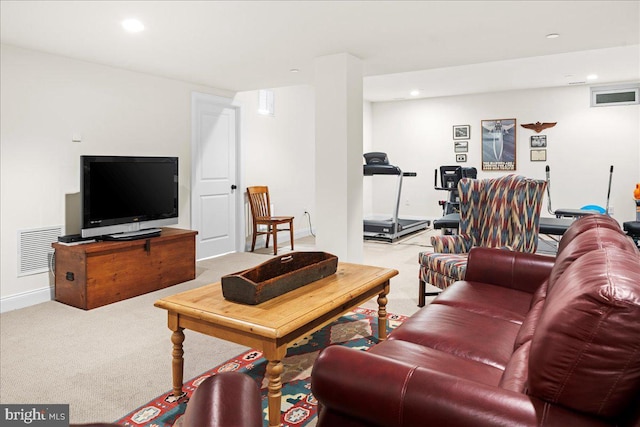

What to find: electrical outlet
left=608, top=205, right=614, bottom=214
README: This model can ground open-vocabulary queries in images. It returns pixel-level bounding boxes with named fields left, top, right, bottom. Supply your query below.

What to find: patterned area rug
left=115, top=307, right=406, bottom=427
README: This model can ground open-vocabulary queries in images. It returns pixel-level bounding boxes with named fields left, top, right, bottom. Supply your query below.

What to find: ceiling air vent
left=591, top=84, right=639, bottom=107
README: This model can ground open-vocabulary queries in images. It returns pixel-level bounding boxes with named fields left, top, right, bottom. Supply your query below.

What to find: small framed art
left=530, top=149, right=546, bottom=161
left=454, top=140, right=468, bottom=153
left=453, top=125, right=470, bottom=140
left=456, top=154, right=467, bottom=163
left=530, top=135, right=547, bottom=148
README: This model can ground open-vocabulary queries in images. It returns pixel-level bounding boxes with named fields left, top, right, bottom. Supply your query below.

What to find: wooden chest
left=53, top=228, right=197, bottom=310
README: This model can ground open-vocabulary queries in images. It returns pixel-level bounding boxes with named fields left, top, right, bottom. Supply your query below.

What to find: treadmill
left=363, top=152, right=429, bottom=241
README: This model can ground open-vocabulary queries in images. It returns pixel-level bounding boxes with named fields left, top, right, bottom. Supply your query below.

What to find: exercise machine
left=434, top=165, right=477, bottom=215
left=363, top=152, right=429, bottom=241
left=623, top=221, right=640, bottom=249
left=545, top=165, right=614, bottom=218
left=433, top=213, right=575, bottom=238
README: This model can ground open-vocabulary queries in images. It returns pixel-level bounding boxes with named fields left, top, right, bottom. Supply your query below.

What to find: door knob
left=231, top=185, right=237, bottom=191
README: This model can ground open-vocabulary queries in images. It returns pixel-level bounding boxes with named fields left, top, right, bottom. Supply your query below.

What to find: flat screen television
left=81, top=155, right=179, bottom=240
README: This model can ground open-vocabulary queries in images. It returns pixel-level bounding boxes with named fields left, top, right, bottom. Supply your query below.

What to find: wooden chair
left=246, top=186, right=294, bottom=255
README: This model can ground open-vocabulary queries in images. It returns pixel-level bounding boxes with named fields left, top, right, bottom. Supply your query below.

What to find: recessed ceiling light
left=410, top=90, right=420, bottom=97
left=289, top=68, right=300, bottom=73
left=546, top=33, right=560, bottom=39
left=122, top=18, right=144, bottom=33
left=587, top=74, right=598, bottom=80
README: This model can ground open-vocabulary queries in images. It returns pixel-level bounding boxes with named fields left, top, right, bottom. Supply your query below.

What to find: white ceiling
left=1, top=1, right=639, bottom=101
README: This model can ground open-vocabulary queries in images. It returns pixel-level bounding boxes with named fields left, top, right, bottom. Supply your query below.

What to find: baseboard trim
left=0, top=286, right=53, bottom=313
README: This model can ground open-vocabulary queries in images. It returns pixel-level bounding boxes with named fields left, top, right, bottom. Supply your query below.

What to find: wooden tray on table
left=221, top=251, right=338, bottom=305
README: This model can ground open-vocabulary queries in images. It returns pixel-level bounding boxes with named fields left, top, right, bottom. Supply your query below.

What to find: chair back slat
left=247, top=186, right=272, bottom=219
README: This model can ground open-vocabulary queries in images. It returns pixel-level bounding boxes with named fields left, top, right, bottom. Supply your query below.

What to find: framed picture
left=530, top=149, right=547, bottom=161
left=454, top=140, right=468, bottom=153
left=481, top=118, right=516, bottom=171
left=530, top=135, right=547, bottom=147
left=453, top=125, right=470, bottom=140
left=456, top=154, right=467, bottom=163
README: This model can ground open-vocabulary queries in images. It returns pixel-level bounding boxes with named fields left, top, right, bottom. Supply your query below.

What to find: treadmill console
left=363, top=152, right=389, bottom=165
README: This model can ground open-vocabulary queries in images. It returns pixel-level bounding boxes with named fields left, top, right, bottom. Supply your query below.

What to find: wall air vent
left=18, top=226, right=62, bottom=276
left=591, top=84, right=640, bottom=107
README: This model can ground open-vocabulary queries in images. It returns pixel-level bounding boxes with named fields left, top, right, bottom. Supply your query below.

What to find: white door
left=191, top=93, right=238, bottom=260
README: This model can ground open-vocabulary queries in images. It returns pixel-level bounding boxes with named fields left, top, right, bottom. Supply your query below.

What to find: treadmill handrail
left=393, top=174, right=403, bottom=234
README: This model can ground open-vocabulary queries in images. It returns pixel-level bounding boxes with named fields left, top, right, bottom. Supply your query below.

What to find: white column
left=314, top=53, right=363, bottom=262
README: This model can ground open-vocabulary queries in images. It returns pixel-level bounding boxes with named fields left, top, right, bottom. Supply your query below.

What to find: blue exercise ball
left=580, top=205, right=606, bottom=214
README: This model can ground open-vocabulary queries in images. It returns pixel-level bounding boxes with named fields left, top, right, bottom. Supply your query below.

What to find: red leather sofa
left=312, top=214, right=640, bottom=426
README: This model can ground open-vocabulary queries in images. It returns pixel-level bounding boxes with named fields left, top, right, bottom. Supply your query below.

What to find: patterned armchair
left=418, top=174, right=547, bottom=306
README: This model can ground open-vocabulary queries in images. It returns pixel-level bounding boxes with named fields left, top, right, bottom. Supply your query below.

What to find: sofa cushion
left=389, top=304, right=521, bottom=370
left=556, top=214, right=621, bottom=254
left=431, top=280, right=533, bottom=324
left=464, top=247, right=554, bottom=294
left=499, top=340, right=531, bottom=393
left=528, top=247, right=640, bottom=418
left=369, top=339, right=503, bottom=387
left=548, top=226, right=637, bottom=290
left=513, top=280, right=548, bottom=349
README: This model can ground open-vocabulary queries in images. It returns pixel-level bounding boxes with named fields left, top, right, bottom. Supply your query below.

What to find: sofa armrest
left=181, top=372, right=262, bottom=427
left=464, top=247, right=555, bottom=294
left=312, top=346, right=610, bottom=427
left=430, top=234, right=473, bottom=253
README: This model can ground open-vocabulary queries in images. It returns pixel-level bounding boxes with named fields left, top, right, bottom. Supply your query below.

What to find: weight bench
left=433, top=213, right=575, bottom=236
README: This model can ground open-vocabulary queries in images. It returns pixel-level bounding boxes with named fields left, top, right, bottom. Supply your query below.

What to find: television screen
left=81, top=156, right=178, bottom=238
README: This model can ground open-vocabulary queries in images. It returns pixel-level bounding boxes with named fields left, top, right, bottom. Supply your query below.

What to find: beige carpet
left=0, top=230, right=439, bottom=424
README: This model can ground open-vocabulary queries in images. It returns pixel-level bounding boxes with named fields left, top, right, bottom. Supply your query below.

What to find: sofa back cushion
left=513, top=280, right=548, bottom=350
left=528, top=247, right=640, bottom=419
left=556, top=214, right=621, bottom=254
left=548, top=225, right=637, bottom=291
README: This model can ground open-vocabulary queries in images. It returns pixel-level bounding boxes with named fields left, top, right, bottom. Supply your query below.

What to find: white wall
left=369, top=86, right=640, bottom=223
left=234, top=86, right=316, bottom=246
left=2, top=43, right=637, bottom=311
left=0, top=44, right=233, bottom=308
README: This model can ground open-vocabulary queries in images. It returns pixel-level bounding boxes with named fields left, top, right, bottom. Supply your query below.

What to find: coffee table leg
left=171, top=328, right=185, bottom=397
left=377, top=283, right=390, bottom=341
left=266, top=359, right=284, bottom=427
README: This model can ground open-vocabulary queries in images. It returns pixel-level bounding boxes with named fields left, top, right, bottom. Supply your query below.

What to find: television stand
left=53, top=227, right=197, bottom=310
left=102, top=228, right=162, bottom=241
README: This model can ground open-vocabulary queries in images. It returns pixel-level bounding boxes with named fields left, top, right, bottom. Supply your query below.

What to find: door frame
left=190, top=91, right=245, bottom=257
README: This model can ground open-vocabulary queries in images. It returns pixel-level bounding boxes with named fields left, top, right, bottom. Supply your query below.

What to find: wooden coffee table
left=154, top=262, right=398, bottom=427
